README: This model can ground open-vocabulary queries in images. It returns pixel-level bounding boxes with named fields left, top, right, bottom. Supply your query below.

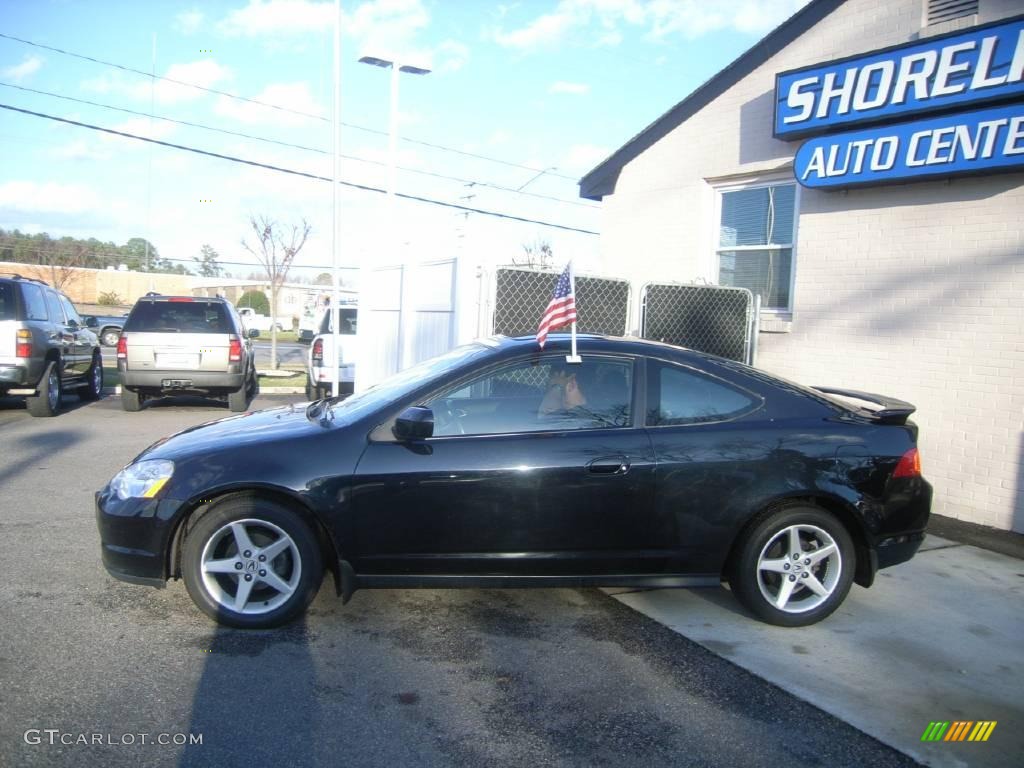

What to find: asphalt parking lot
left=0, top=392, right=922, bottom=768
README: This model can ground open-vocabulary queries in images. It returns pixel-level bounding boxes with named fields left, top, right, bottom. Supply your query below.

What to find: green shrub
left=238, top=290, right=269, bottom=314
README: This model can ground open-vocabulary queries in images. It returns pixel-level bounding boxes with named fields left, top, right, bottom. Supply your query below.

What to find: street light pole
left=330, top=0, right=342, bottom=398
left=356, top=55, right=430, bottom=390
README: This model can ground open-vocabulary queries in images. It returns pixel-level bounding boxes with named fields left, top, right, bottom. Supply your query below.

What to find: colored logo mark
left=921, top=721, right=997, bottom=742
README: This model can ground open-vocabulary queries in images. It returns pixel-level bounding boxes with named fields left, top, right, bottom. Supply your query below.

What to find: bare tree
left=241, top=214, right=311, bottom=369
left=516, top=238, right=554, bottom=270
left=21, top=241, right=91, bottom=293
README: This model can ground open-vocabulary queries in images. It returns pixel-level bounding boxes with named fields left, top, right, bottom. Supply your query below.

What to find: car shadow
left=0, top=389, right=104, bottom=414
left=179, top=615, right=319, bottom=767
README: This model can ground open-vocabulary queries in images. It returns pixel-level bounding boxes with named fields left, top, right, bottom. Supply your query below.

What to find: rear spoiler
left=811, top=387, right=916, bottom=425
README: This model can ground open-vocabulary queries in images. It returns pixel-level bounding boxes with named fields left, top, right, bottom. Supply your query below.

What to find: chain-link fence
left=641, top=283, right=754, bottom=363
left=492, top=267, right=630, bottom=338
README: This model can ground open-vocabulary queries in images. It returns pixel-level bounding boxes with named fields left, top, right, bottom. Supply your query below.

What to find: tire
left=730, top=504, right=855, bottom=627
left=181, top=497, right=323, bottom=628
left=79, top=352, right=103, bottom=401
left=26, top=360, right=62, bottom=417
left=101, top=328, right=121, bottom=347
left=121, top=387, right=143, bottom=412
left=305, top=377, right=317, bottom=401
left=228, top=384, right=249, bottom=412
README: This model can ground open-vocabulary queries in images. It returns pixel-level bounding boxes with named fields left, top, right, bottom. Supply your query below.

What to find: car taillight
left=16, top=328, right=32, bottom=357
left=116, top=335, right=127, bottom=359
left=312, top=338, right=323, bottom=366
left=228, top=336, right=242, bottom=363
left=893, top=447, right=921, bottom=478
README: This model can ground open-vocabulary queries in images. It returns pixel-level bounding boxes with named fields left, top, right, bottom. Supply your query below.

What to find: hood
left=135, top=403, right=336, bottom=463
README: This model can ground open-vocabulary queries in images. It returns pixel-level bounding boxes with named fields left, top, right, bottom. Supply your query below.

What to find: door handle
left=586, top=455, right=630, bottom=475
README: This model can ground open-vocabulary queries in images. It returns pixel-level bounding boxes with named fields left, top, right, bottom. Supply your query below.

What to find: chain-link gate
left=492, top=267, right=630, bottom=338
left=641, top=283, right=754, bottom=363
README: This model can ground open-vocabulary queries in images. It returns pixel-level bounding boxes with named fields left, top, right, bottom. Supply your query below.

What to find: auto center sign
left=775, top=15, right=1024, bottom=189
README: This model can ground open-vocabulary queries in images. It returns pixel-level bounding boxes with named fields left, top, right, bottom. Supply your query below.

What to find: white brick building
left=580, top=0, right=1023, bottom=532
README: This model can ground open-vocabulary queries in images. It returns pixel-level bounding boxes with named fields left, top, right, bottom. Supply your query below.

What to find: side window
left=44, top=291, right=65, bottom=324
left=59, top=295, right=82, bottom=326
left=426, top=357, right=633, bottom=437
left=21, top=284, right=49, bottom=321
left=647, top=361, right=757, bottom=426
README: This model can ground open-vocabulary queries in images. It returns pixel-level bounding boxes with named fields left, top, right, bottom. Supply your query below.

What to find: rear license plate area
left=162, top=379, right=193, bottom=388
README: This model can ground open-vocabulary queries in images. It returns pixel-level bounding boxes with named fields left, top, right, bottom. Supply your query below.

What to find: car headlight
left=110, top=459, right=175, bottom=500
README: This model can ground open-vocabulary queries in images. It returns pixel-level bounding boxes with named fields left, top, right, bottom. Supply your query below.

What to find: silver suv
left=118, top=295, right=258, bottom=412
left=0, top=273, right=103, bottom=417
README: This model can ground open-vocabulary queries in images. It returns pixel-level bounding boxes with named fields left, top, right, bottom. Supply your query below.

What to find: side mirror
left=248, top=328, right=260, bottom=339
left=84, top=316, right=98, bottom=328
left=393, top=406, right=434, bottom=441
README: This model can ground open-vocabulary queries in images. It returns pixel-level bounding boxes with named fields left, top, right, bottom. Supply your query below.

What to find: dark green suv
left=0, top=273, right=104, bottom=416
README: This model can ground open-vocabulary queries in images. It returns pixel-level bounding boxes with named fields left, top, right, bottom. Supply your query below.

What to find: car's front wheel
left=181, top=497, right=323, bottom=628
left=101, top=328, right=121, bottom=347
left=730, top=505, right=855, bottom=627
left=79, top=352, right=103, bottom=401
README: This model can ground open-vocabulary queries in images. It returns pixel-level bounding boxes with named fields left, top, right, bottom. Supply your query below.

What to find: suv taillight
left=16, top=329, right=32, bottom=358
left=229, top=336, right=242, bottom=363
left=312, top=338, right=323, bottom=366
left=893, top=447, right=921, bottom=479
left=116, top=335, right=127, bottom=359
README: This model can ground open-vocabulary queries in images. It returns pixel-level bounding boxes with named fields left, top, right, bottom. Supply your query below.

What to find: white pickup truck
left=237, top=306, right=292, bottom=334
left=306, top=305, right=357, bottom=399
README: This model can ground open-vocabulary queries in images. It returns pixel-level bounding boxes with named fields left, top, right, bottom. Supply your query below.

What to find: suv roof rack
left=0, top=271, right=49, bottom=286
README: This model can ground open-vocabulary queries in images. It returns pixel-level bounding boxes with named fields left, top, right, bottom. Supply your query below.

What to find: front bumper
left=95, top=485, right=185, bottom=588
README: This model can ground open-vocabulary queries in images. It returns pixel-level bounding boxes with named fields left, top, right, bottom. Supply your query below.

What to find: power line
left=0, top=31, right=581, bottom=182
left=0, top=102, right=600, bottom=236
left=0, top=80, right=598, bottom=209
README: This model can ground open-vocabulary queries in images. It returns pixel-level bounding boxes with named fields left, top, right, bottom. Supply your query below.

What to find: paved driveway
left=0, top=393, right=919, bottom=767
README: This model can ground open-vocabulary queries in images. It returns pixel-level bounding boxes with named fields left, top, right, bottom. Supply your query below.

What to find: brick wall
left=0, top=261, right=192, bottom=306
left=600, top=0, right=1024, bottom=531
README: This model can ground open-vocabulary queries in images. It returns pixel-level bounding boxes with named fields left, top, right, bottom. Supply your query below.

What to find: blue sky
left=0, top=0, right=808, bottom=280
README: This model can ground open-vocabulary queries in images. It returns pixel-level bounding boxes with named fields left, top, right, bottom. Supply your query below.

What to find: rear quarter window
left=125, top=301, right=230, bottom=333
left=647, top=361, right=758, bottom=426
left=318, top=307, right=357, bottom=335
left=21, top=284, right=48, bottom=321
left=0, top=282, right=16, bottom=320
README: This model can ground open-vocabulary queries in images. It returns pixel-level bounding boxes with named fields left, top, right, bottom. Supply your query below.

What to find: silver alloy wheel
left=91, top=358, right=102, bottom=393
left=199, top=518, right=302, bottom=615
left=755, top=524, right=842, bottom=614
left=47, top=367, right=60, bottom=411
left=102, top=330, right=120, bottom=347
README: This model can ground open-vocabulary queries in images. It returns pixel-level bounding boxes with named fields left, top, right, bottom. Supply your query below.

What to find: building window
left=925, top=0, right=977, bottom=26
left=716, top=181, right=797, bottom=312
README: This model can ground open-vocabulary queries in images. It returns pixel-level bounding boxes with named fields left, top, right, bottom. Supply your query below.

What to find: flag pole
left=566, top=260, right=581, bottom=364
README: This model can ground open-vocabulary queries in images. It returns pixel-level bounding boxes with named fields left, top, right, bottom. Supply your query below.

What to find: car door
left=350, top=354, right=672, bottom=576
left=643, top=358, right=765, bottom=574
left=58, top=294, right=91, bottom=375
left=42, top=290, right=74, bottom=377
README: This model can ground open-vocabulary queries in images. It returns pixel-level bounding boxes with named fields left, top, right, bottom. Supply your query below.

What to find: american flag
left=536, top=262, right=577, bottom=348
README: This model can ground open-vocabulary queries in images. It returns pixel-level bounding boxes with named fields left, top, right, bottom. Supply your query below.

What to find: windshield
left=327, top=342, right=493, bottom=424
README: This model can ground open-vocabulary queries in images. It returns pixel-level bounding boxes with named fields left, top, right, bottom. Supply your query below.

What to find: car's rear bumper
left=0, top=362, right=33, bottom=388
left=120, top=367, right=245, bottom=391
left=95, top=486, right=184, bottom=587
left=311, top=364, right=355, bottom=384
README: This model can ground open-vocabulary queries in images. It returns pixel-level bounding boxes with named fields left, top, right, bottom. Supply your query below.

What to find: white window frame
left=711, top=175, right=800, bottom=316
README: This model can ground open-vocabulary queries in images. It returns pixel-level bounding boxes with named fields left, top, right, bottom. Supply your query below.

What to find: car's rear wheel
left=101, top=328, right=121, bottom=347
left=26, top=361, right=61, bottom=417
left=228, top=384, right=249, bottom=412
left=121, top=387, right=142, bottom=412
left=730, top=505, right=854, bottom=627
left=79, top=352, right=103, bottom=401
left=181, top=497, right=323, bottom=628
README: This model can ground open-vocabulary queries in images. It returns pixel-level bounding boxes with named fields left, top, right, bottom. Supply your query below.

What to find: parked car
left=116, top=295, right=259, bottom=412
left=96, top=334, right=932, bottom=629
left=306, top=305, right=357, bottom=399
left=237, top=306, right=292, bottom=335
left=81, top=312, right=128, bottom=347
left=0, top=273, right=103, bottom=416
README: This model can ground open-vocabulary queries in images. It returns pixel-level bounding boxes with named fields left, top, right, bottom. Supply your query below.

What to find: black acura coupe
left=96, top=334, right=931, bottom=629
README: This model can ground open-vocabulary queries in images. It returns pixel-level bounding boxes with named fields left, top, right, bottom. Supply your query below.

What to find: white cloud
left=213, top=82, right=324, bottom=126
left=2, top=55, right=43, bottom=82
left=219, top=0, right=332, bottom=36
left=549, top=80, right=590, bottom=95
left=81, top=59, right=231, bottom=105
left=562, top=143, right=611, bottom=173
left=435, top=40, right=470, bottom=74
left=176, top=9, right=205, bottom=34
left=51, top=140, right=113, bottom=161
left=0, top=182, right=99, bottom=215
left=493, top=0, right=810, bottom=50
